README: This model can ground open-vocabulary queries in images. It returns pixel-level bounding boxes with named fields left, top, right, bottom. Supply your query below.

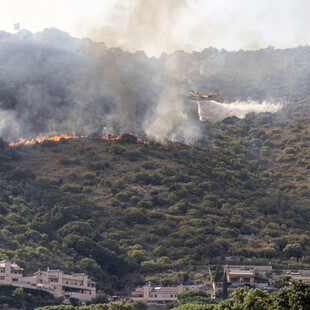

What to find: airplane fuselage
left=188, top=94, right=215, bottom=101
left=188, top=89, right=219, bottom=102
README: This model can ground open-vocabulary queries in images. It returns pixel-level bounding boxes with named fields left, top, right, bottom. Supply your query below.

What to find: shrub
left=59, top=158, right=81, bottom=165
left=137, top=201, right=153, bottom=209
left=141, top=161, right=157, bottom=169
left=124, top=150, right=142, bottom=161
left=61, top=184, right=82, bottom=193
left=82, top=187, right=93, bottom=194
left=5, top=168, right=33, bottom=181
left=85, top=162, right=108, bottom=171
left=109, top=144, right=126, bottom=155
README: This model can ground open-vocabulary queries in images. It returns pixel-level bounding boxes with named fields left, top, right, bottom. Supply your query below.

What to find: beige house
left=0, top=260, right=24, bottom=283
left=0, top=260, right=96, bottom=304
left=224, top=266, right=255, bottom=286
left=31, top=269, right=96, bottom=303
left=226, top=270, right=255, bottom=285
left=285, top=270, right=310, bottom=284
left=131, top=284, right=203, bottom=304
left=290, top=274, right=310, bottom=283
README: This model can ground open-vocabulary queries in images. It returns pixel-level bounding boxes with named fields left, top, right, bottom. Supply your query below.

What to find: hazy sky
left=0, top=0, right=309, bottom=56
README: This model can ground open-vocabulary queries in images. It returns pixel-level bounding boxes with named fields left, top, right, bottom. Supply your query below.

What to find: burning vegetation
left=8, top=133, right=145, bottom=147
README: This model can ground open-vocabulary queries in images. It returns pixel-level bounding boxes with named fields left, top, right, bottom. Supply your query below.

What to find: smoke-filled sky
left=0, top=0, right=307, bottom=143
left=0, top=0, right=309, bottom=56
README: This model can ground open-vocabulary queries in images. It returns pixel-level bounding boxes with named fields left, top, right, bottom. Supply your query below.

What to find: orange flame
left=9, top=134, right=85, bottom=146
left=9, top=134, right=149, bottom=146
left=102, top=134, right=122, bottom=141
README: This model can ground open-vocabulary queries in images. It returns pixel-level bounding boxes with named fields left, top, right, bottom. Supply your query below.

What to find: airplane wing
left=210, top=89, right=219, bottom=96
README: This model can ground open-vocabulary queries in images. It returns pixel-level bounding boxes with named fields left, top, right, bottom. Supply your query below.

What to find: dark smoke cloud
left=0, top=28, right=201, bottom=142
left=1, top=28, right=306, bottom=143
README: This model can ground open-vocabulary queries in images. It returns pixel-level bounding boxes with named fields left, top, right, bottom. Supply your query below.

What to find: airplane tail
left=211, top=89, right=219, bottom=99
left=211, top=89, right=219, bottom=96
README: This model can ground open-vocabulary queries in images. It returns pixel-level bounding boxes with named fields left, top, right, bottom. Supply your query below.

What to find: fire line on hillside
left=8, top=133, right=149, bottom=147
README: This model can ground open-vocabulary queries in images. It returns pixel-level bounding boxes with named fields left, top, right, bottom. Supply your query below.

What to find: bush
left=83, top=173, right=97, bottom=179
left=134, top=172, right=162, bottom=185
left=109, top=145, right=126, bottom=155
left=115, top=191, right=135, bottom=202
left=61, top=184, right=82, bottom=193
left=86, top=162, right=109, bottom=171
left=124, top=212, right=150, bottom=225
left=141, top=161, right=157, bottom=169
left=137, top=200, right=153, bottom=209
left=82, top=187, right=93, bottom=194
left=59, top=158, right=81, bottom=165
left=124, top=150, right=142, bottom=161
left=5, top=168, right=33, bottom=181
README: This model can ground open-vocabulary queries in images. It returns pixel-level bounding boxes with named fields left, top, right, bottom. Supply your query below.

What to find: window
left=243, top=278, right=250, bottom=282
left=0, top=276, right=4, bottom=280
left=12, top=278, right=18, bottom=282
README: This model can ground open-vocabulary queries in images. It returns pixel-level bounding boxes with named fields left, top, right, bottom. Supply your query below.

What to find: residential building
left=0, top=260, right=24, bottom=283
left=31, top=269, right=96, bottom=303
left=225, top=266, right=255, bottom=287
left=282, top=270, right=310, bottom=284
left=290, top=274, right=310, bottom=283
left=131, top=284, right=204, bottom=304
left=0, top=260, right=96, bottom=304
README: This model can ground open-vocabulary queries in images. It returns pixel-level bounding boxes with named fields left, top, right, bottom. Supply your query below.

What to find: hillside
left=0, top=98, right=309, bottom=293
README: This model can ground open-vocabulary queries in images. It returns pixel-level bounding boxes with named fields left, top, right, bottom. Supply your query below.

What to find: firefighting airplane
left=188, top=89, right=219, bottom=101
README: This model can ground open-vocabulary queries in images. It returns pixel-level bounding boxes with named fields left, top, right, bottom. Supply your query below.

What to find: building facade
left=0, top=260, right=24, bottom=283
left=0, top=260, right=96, bottom=303
left=131, top=284, right=204, bottom=304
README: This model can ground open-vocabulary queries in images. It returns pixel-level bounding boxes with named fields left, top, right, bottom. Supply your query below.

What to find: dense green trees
left=35, top=302, right=147, bottom=310
left=0, top=284, right=56, bottom=309
left=177, top=290, right=212, bottom=305
left=32, top=283, right=310, bottom=310
left=0, top=95, right=309, bottom=293
left=216, top=282, right=310, bottom=310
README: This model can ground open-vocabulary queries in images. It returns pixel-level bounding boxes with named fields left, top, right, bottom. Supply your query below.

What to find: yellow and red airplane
left=188, top=89, right=219, bottom=101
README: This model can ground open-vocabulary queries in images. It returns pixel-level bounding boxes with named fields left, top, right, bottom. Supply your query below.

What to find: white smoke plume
left=145, top=83, right=200, bottom=143
left=197, top=100, right=282, bottom=122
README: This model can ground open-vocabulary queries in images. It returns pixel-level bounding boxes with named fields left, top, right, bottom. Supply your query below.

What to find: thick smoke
left=145, top=82, right=200, bottom=143
left=0, top=28, right=202, bottom=143
left=0, top=28, right=290, bottom=143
